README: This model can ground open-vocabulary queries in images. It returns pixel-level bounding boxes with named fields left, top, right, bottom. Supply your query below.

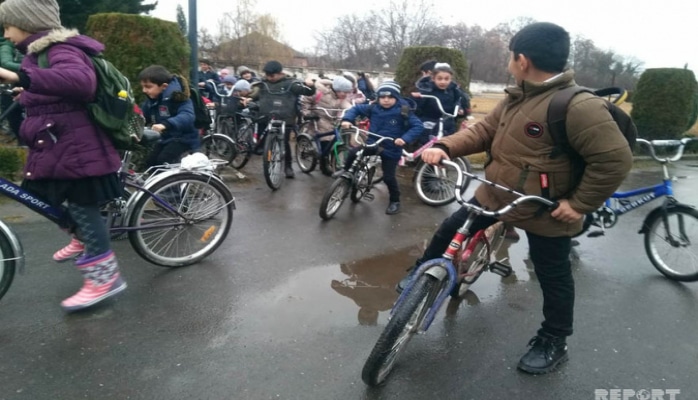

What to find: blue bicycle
left=576, top=137, right=698, bottom=281
left=361, top=159, right=557, bottom=385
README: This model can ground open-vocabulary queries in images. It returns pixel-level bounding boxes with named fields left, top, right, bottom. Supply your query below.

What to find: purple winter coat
left=15, top=28, right=120, bottom=180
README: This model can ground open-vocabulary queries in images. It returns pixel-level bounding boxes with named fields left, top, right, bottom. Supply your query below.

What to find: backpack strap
left=547, top=85, right=593, bottom=159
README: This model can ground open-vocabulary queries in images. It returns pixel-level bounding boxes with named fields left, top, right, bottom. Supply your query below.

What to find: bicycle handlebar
left=342, top=126, right=395, bottom=148
left=205, top=79, right=232, bottom=98
left=637, top=137, right=697, bottom=163
left=410, top=93, right=459, bottom=118
left=440, top=159, right=558, bottom=217
left=307, top=107, right=348, bottom=120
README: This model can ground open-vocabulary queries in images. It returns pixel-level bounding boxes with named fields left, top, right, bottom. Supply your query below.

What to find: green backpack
left=38, top=49, right=141, bottom=150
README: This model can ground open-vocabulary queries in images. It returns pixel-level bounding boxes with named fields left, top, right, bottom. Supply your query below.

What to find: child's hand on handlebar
left=340, top=121, right=353, bottom=129
left=410, top=92, right=421, bottom=98
left=394, top=138, right=405, bottom=147
left=550, top=199, right=583, bottom=223
left=151, top=124, right=166, bottom=133
left=421, top=147, right=449, bottom=165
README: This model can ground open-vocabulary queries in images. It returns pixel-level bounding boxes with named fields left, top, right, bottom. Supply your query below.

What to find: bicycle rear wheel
left=201, top=133, right=237, bottom=166
left=350, top=166, right=372, bottom=203
left=643, top=206, right=698, bottom=282
left=362, top=273, right=440, bottom=386
left=450, top=222, right=506, bottom=298
left=414, top=157, right=471, bottom=206
left=128, top=172, right=234, bottom=267
left=295, top=135, right=317, bottom=173
left=0, top=228, right=17, bottom=301
left=225, top=119, right=252, bottom=170
left=263, top=133, right=284, bottom=190
left=319, top=177, right=351, bottom=220
left=322, top=142, right=348, bottom=176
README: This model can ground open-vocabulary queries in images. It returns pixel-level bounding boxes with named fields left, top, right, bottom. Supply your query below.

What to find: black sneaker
left=517, top=334, right=569, bottom=374
left=386, top=201, right=400, bottom=215
left=285, top=166, right=295, bottom=179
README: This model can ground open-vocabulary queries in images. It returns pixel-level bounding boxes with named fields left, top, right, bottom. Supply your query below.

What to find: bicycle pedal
left=363, top=192, right=375, bottom=201
left=587, top=230, right=605, bottom=238
left=488, top=261, right=512, bottom=277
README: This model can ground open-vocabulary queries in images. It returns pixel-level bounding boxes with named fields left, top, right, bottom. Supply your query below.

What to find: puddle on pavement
left=230, top=232, right=538, bottom=344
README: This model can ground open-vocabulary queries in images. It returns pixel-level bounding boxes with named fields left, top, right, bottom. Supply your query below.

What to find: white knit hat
left=0, top=0, right=62, bottom=33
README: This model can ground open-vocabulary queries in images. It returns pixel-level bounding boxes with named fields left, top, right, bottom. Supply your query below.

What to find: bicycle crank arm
left=363, top=192, right=375, bottom=202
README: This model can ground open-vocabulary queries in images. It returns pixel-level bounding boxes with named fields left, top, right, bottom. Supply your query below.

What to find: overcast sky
left=151, top=0, right=696, bottom=72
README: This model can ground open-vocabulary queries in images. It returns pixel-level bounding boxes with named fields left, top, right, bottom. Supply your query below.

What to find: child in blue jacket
left=414, top=62, right=471, bottom=142
left=335, top=81, right=424, bottom=215
left=138, top=65, right=200, bottom=167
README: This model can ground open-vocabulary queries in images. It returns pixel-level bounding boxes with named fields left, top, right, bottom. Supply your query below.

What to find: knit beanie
left=376, top=80, right=401, bottom=99
left=332, top=76, right=353, bottom=93
left=233, top=80, right=251, bottom=92
left=0, top=0, right=62, bottom=34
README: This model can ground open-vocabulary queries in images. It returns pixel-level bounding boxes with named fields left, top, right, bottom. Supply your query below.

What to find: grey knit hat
left=0, top=0, right=62, bottom=34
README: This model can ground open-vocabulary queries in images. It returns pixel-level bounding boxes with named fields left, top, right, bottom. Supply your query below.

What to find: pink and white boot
left=61, top=250, right=127, bottom=312
left=53, top=237, right=85, bottom=262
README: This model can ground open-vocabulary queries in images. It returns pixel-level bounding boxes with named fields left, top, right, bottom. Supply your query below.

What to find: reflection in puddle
left=232, top=232, right=538, bottom=343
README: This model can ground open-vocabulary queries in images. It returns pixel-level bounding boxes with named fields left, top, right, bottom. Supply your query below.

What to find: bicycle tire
left=0, top=228, right=17, bottom=302
left=224, top=119, right=252, bottom=170
left=201, top=133, right=237, bottom=166
left=295, top=135, right=317, bottom=173
left=127, top=172, right=234, bottom=267
left=322, top=142, right=348, bottom=177
left=263, top=132, right=284, bottom=190
left=414, top=157, right=471, bottom=207
left=350, top=165, right=371, bottom=203
left=643, top=206, right=698, bottom=282
left=319, top=177, right=351, bottom=220
left=362, top=273, right=440, bottom=386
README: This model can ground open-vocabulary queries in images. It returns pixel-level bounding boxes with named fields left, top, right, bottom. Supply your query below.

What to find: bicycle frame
left=392, top=159, right=556, bottom=332
left=604, top=179, right=673, bottom=216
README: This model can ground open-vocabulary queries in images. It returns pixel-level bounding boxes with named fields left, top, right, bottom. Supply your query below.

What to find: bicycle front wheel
left=263, top=134, right=284, bottom=190
left=319, top=177, right=351, bottom=220
left=0, top=228, right=17, bottom=301
left=644, top=206, right=698, bottom=282
left=201, top=133, right=237, bottom=166
left=128, top=172, right=234, bottom=267
left=362, top=273, right=440, bottom=386
left=414, top=157, right=471, bottom=206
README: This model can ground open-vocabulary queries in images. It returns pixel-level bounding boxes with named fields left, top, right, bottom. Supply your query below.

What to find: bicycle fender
left=0, top=219, right=25, bottom=273
left=638, top=201, right=695, bottom=234
left=125, top=169, right=235, bottom=218
left=424, top=263, right=449, bottom=281
left=296, top=132, right=314, bottom=142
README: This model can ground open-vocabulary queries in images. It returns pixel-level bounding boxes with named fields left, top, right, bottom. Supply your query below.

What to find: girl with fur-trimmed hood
left=0, top=0, right=126, bottom=312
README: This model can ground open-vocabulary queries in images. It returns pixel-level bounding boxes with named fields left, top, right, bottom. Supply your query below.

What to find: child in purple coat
left=0, top=0, right=127, bottom=312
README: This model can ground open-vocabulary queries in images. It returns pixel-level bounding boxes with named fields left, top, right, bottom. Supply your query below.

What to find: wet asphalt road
left=1, top=157, right=698, bottom=400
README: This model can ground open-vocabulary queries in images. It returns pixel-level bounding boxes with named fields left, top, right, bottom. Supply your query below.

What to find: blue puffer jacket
left=414, top=80, right=470, bottom=135
left=343, top=99, right=424, bottom=159
left=141, top=76, right=200, bottom=151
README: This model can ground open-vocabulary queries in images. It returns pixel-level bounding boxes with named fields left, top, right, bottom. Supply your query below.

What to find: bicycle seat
left=303, top=115, right=320, bottom=121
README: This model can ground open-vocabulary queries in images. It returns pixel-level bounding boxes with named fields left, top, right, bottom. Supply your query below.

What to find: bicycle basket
left=257, top=93, right=296, bottom=120
left=219, top=96, right=240, bottom=116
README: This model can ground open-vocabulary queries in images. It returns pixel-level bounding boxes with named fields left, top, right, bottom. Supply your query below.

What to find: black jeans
left=146, top=141, right=192, bottom=167
left=343, top=147, right=401, bottom=202
left=418, top=198, right=574, bottom=338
